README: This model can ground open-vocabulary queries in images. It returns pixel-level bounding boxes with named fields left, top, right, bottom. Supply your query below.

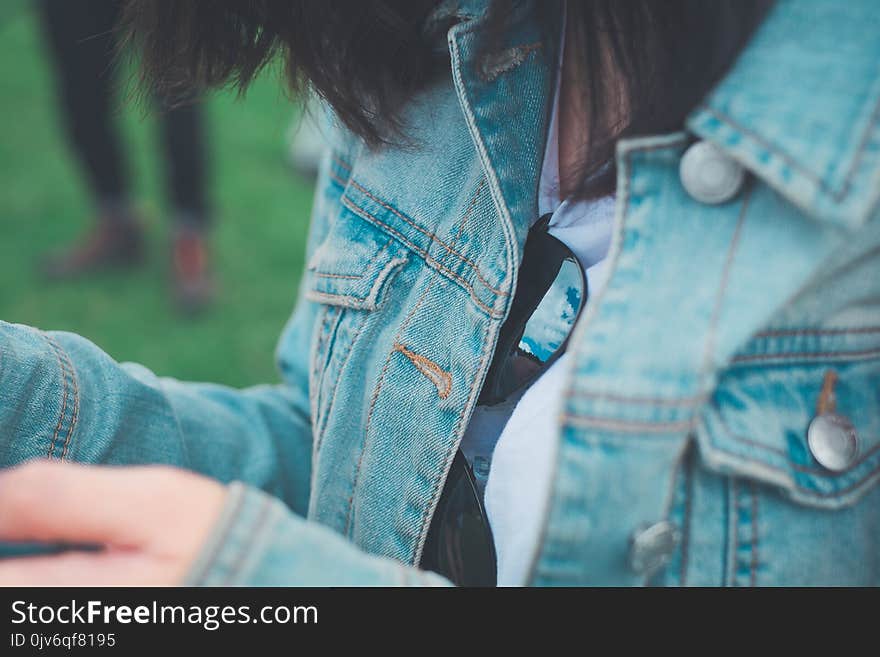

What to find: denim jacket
left=2, top=0, right=878, bottom=586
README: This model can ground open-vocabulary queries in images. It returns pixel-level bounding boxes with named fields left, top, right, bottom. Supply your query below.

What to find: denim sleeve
left=184, top=483, right=452, bottom=586
left=0, top=135, right=348, bottom=517
left=0, top=308, right=315, bottom=516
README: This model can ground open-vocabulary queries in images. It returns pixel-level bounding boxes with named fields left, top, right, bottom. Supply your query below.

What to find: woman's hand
left=0, top=461, right=227, bottom=585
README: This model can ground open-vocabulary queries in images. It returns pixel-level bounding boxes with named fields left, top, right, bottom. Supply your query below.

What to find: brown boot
left=172, top=226, right=214, bottom=314
left=42, top=215, right=144, bottom=279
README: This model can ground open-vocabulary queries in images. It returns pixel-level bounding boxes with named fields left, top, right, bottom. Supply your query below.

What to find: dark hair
left=121, top=0, right=773, bottom=196
left=556, top=0, right=773, bottom=194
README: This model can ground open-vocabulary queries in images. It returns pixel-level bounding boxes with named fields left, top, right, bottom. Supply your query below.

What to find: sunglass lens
left=496, top=254, right=585, bottom=399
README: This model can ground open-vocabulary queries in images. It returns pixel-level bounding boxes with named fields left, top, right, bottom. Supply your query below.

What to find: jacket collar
left=446, top=0, right=563, bottom=288
left=448, top=0, right=880, bottom=241
left=687, top=0, right=880, bottom=230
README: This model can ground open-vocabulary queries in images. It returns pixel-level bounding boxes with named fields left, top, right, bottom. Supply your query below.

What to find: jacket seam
left=651, top=438, right=693, bottom=586
left=753, top=326, right=880, bottom=338
left=722, top=478, right=733, bottom=586
left=704, top=436, right=880, bottom=498
left=528, top=136, right=688, bottom=584
left=313, top=309, right=372, bottom=455
left=715, top=411, right=880, bottom=475
left=340, top=195, right=504, bottom=318
left=698, top=183, right=753, bottom=378
left=730, top=479, right=739, bottom=586
left=345, top=245, right=441, bottom=537
left=44, top=335, right=69, bottom=460
left=562, top=414, right=694, bottom=434
left=344, top=177, right=487, bottom=539
left=348, top=179, right=510, bottom=297
left=332, top=154, right=352, bottom=174
left=841, top=90, right=880, bottom=201
left=448, top=19, right=518, bottom=303
left=411, top=176, right=494, bottom=565
left=749, top=482, right=759, bottom=587
left=223, top=496, right=276, bottom=585
left=187, top=486, right=247, bottom=585
left=678, top=448, right=695, bottom=587
left=41, top=333, right=79, bottom=461
left=700, top=104, right=830, bottom=193
left=310, top=238, right=394, bottom=281
left=700, top=100, right=880, bottom=202
left=730, top=347, right=880, bottom=364
left=328, top=170, right=349, bottom=189
left=60, top=347, right=80, bottom=462
left=568, top=389, right=708, bottom=407
left=304, top=256, right=408, bottom=309
left=414, top=302, right=495, bottom=565
left=309, top=304, right=335, bottom=435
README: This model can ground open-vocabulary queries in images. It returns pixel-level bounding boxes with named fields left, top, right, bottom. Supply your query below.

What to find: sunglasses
left=419, top=214, right=588, bottom=586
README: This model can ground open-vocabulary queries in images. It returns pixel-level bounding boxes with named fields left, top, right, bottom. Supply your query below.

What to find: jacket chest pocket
left=305, top=198, right=411, bottom=451
left=691, top=330, right=880, bottom=585
left=700, top=333, right=880, bottom=507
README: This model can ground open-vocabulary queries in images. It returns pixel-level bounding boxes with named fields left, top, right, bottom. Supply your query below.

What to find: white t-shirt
left=458, top=20, right=616, bottom=585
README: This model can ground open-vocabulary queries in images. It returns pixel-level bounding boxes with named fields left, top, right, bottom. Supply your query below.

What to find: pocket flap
left=306, top=202, right=409, bottom=311
left=697, top=346, right=880, bottom=510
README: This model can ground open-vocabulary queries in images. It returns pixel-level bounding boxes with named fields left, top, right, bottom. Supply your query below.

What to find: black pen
left=0, top=542, right=103, bottom=559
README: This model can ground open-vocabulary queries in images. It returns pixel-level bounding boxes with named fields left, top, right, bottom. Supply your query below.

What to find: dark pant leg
left=38, top=0, right=129, bottom=207
left=157, top=100, right=210, bottom=226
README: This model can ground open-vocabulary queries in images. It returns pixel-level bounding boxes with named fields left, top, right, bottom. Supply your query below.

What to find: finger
left=0, top=550, right=173, bottom=586
left=0, top=460, right=184, bottom=547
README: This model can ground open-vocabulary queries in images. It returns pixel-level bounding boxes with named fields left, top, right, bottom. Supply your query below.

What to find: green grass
left=0, top=8, right=315, bottom=387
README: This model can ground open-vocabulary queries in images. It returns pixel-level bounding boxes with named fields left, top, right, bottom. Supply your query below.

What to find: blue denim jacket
left=2, top=0, right=879, bottom=585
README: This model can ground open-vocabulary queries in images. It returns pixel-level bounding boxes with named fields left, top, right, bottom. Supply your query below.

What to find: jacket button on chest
left=628, top=520, right=681, bottom=577
left=679, top=140, right=745, bottom=204
left=807, top=413, right=859, bottom=472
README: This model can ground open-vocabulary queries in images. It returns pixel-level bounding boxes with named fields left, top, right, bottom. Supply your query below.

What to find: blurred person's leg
left=38, top=0, right=144, bottom=278
left=158, top=101, right=214, bottom=312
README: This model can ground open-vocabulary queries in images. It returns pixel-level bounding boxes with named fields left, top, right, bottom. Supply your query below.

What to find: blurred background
left=0, top=2, right=319, bottom=388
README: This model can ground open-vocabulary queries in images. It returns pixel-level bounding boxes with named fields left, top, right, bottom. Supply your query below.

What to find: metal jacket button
left=807, top=413, right=859, bottom=472
left=628, top=520, right=680, bottom=576
left=679, top=140, right=745, bottom=205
